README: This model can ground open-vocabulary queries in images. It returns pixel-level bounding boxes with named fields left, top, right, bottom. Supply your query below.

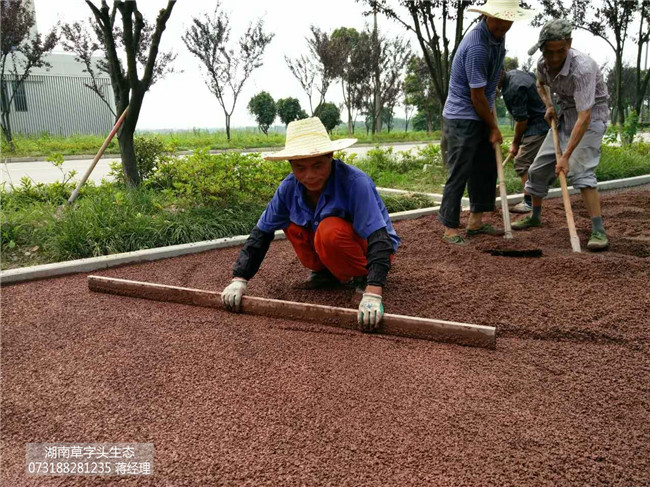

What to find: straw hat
left=263, top=117, right=357, bottom=161
left=467, top=0, right=536, bottom=21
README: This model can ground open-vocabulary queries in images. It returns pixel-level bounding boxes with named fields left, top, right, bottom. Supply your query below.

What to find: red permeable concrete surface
left=2, top=186, right=649, bottom=486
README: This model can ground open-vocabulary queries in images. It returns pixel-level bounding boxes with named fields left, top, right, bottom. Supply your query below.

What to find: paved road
left=1, top=142, right=429, bottom=187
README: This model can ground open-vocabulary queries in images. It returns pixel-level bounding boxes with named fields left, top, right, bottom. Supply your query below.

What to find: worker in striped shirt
left=437, top=0, right=536, bottom=245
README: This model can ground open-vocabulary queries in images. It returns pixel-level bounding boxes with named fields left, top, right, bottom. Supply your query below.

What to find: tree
left=404, top=55, right=440, bottom=134
left=535, top=0, right=639, bottom=127
left=183, top=4, right=273, bottom=142
left=61, top=13, right=177, bottom=119
left=402, top=95, right=414, bottom=132
left=522, top=55, right=536, bottom=72
left=606, top=64, right=637, bottom=120
left=307, top=27, right=344, bottom=108
left=634, top=0, right=650, bottom=117
left=0, top=0, right=58, bottom=151
left=81, top=0, right=176, bottom=186
left=331, top=26, right=372, bottom=134
left=381, top=105, right=395, bottom=132
left=411, top=110, right=428, bottom=131
left=247, top=91, right=275, bottom=135
left=276, top=97, right=305, bottom=126
left=363, top=0, right=483, bottom=163
left=314, top=102, right=341, bottom=133
left=504, top=56, right=519, bottom=71
left=285, top=26, right=341, bottom=115
left=359, top=27, right=410, bottom=134
left=284, top=54, right=317, bottom=115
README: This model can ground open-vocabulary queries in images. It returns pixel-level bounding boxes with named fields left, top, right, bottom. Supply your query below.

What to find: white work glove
left=221, top=278, right=248, bottom=312
left=357, top=292, right=384, bottom=332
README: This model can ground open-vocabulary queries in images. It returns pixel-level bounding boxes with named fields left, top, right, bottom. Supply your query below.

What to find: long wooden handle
left=493, top=109, right=513, bottom=239
left=544, top=86, right=581, bottom=253
left=68, top=107, right=129, bottom=205
left=502, top=153, right=513, bottom=167
left=88, top=276, right=497, bottom=349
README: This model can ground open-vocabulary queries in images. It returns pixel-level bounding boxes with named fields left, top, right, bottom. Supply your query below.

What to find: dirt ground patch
left=2, top=186, right=649, bottom=486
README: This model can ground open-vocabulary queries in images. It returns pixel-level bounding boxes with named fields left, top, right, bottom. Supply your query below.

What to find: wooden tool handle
left=68, top=106, right=129, bottom=205
left=545, top=86, right=581, bottom=253
left=493, top=109, right=513, bottom=239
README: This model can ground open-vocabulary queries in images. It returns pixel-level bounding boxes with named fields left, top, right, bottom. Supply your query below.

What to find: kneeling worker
left=221, top=117, right=400, bottom=331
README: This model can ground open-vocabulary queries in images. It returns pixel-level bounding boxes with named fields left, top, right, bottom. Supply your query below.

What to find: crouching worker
left=221, top=117, right=401, bottom=331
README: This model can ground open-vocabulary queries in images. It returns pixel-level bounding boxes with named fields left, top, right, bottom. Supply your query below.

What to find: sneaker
left=510, top=200, right=533, bottom=213
left=465, top=223, right=505, bottom=236
left=442, top=234, right=468, bottom=246
left=587, top=231, right=609, bottom=251
left=305, top=268, right=340, bottom=289
left=512, top=215, right=541, bottom=230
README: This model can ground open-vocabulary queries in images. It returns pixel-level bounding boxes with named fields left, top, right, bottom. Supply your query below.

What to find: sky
left=32, top=0, right=648, bottom=131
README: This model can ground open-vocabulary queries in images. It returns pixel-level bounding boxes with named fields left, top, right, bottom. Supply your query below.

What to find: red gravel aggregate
left=2, top=187, right=649, bottom=486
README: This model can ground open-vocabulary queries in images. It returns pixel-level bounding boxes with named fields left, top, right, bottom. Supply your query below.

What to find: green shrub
left=148, top=150, right=290, bottom=207
left=109, top=134, right=172, bottom=183
left=343, top=144, right=447, bottom=192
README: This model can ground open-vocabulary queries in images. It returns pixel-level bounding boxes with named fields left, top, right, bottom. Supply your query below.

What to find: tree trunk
left=117, top=93, right=142, bottom=187
left=225, top=114, right=231, bottom=141
left=118, top=126, right=141, bottom=186
left=635, top=7, right=648, bottom=118
left=615, top=53, right=625, bottom=127
left=374, top=104, right=382, bottom=133
left=1, top=111, right=15, bottom=152
left=347, top=107, right=353, bottom=135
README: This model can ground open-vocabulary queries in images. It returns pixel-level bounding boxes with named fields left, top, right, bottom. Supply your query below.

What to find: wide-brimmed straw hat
left=262, top=117, right=357, bottom=161
left=467, top=0, right=536, bottom=21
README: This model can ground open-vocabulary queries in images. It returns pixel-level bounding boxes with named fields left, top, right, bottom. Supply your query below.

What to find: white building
left=2, top=0, right=116, bottom=136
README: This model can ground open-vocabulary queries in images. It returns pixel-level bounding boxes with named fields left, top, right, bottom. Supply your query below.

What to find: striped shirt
left=536, top=48, right=609, bottom=131
left=443, top=19, right=506, bottom=120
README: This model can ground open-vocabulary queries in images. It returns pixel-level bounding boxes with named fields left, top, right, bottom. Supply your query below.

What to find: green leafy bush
left=345, top=144, right=447, bottom=192
left=109, top=134, right=173, bottom=183
left=148, top=150, right=290, bottom=207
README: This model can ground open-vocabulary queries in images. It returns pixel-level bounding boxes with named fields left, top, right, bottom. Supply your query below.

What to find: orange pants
left=283, top=217, right=369, bottom=282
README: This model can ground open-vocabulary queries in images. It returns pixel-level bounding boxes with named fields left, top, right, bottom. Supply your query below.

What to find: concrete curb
left=2, top=174, right=648, bottom=285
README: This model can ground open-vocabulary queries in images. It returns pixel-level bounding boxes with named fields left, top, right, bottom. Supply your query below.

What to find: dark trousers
left=438, top=117, right=497, bottom=229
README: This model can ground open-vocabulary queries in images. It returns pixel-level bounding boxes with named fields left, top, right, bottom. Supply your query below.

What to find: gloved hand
left=221, top=278, right=248, bottom=312
left=357, top=292, right=384, bottom=332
